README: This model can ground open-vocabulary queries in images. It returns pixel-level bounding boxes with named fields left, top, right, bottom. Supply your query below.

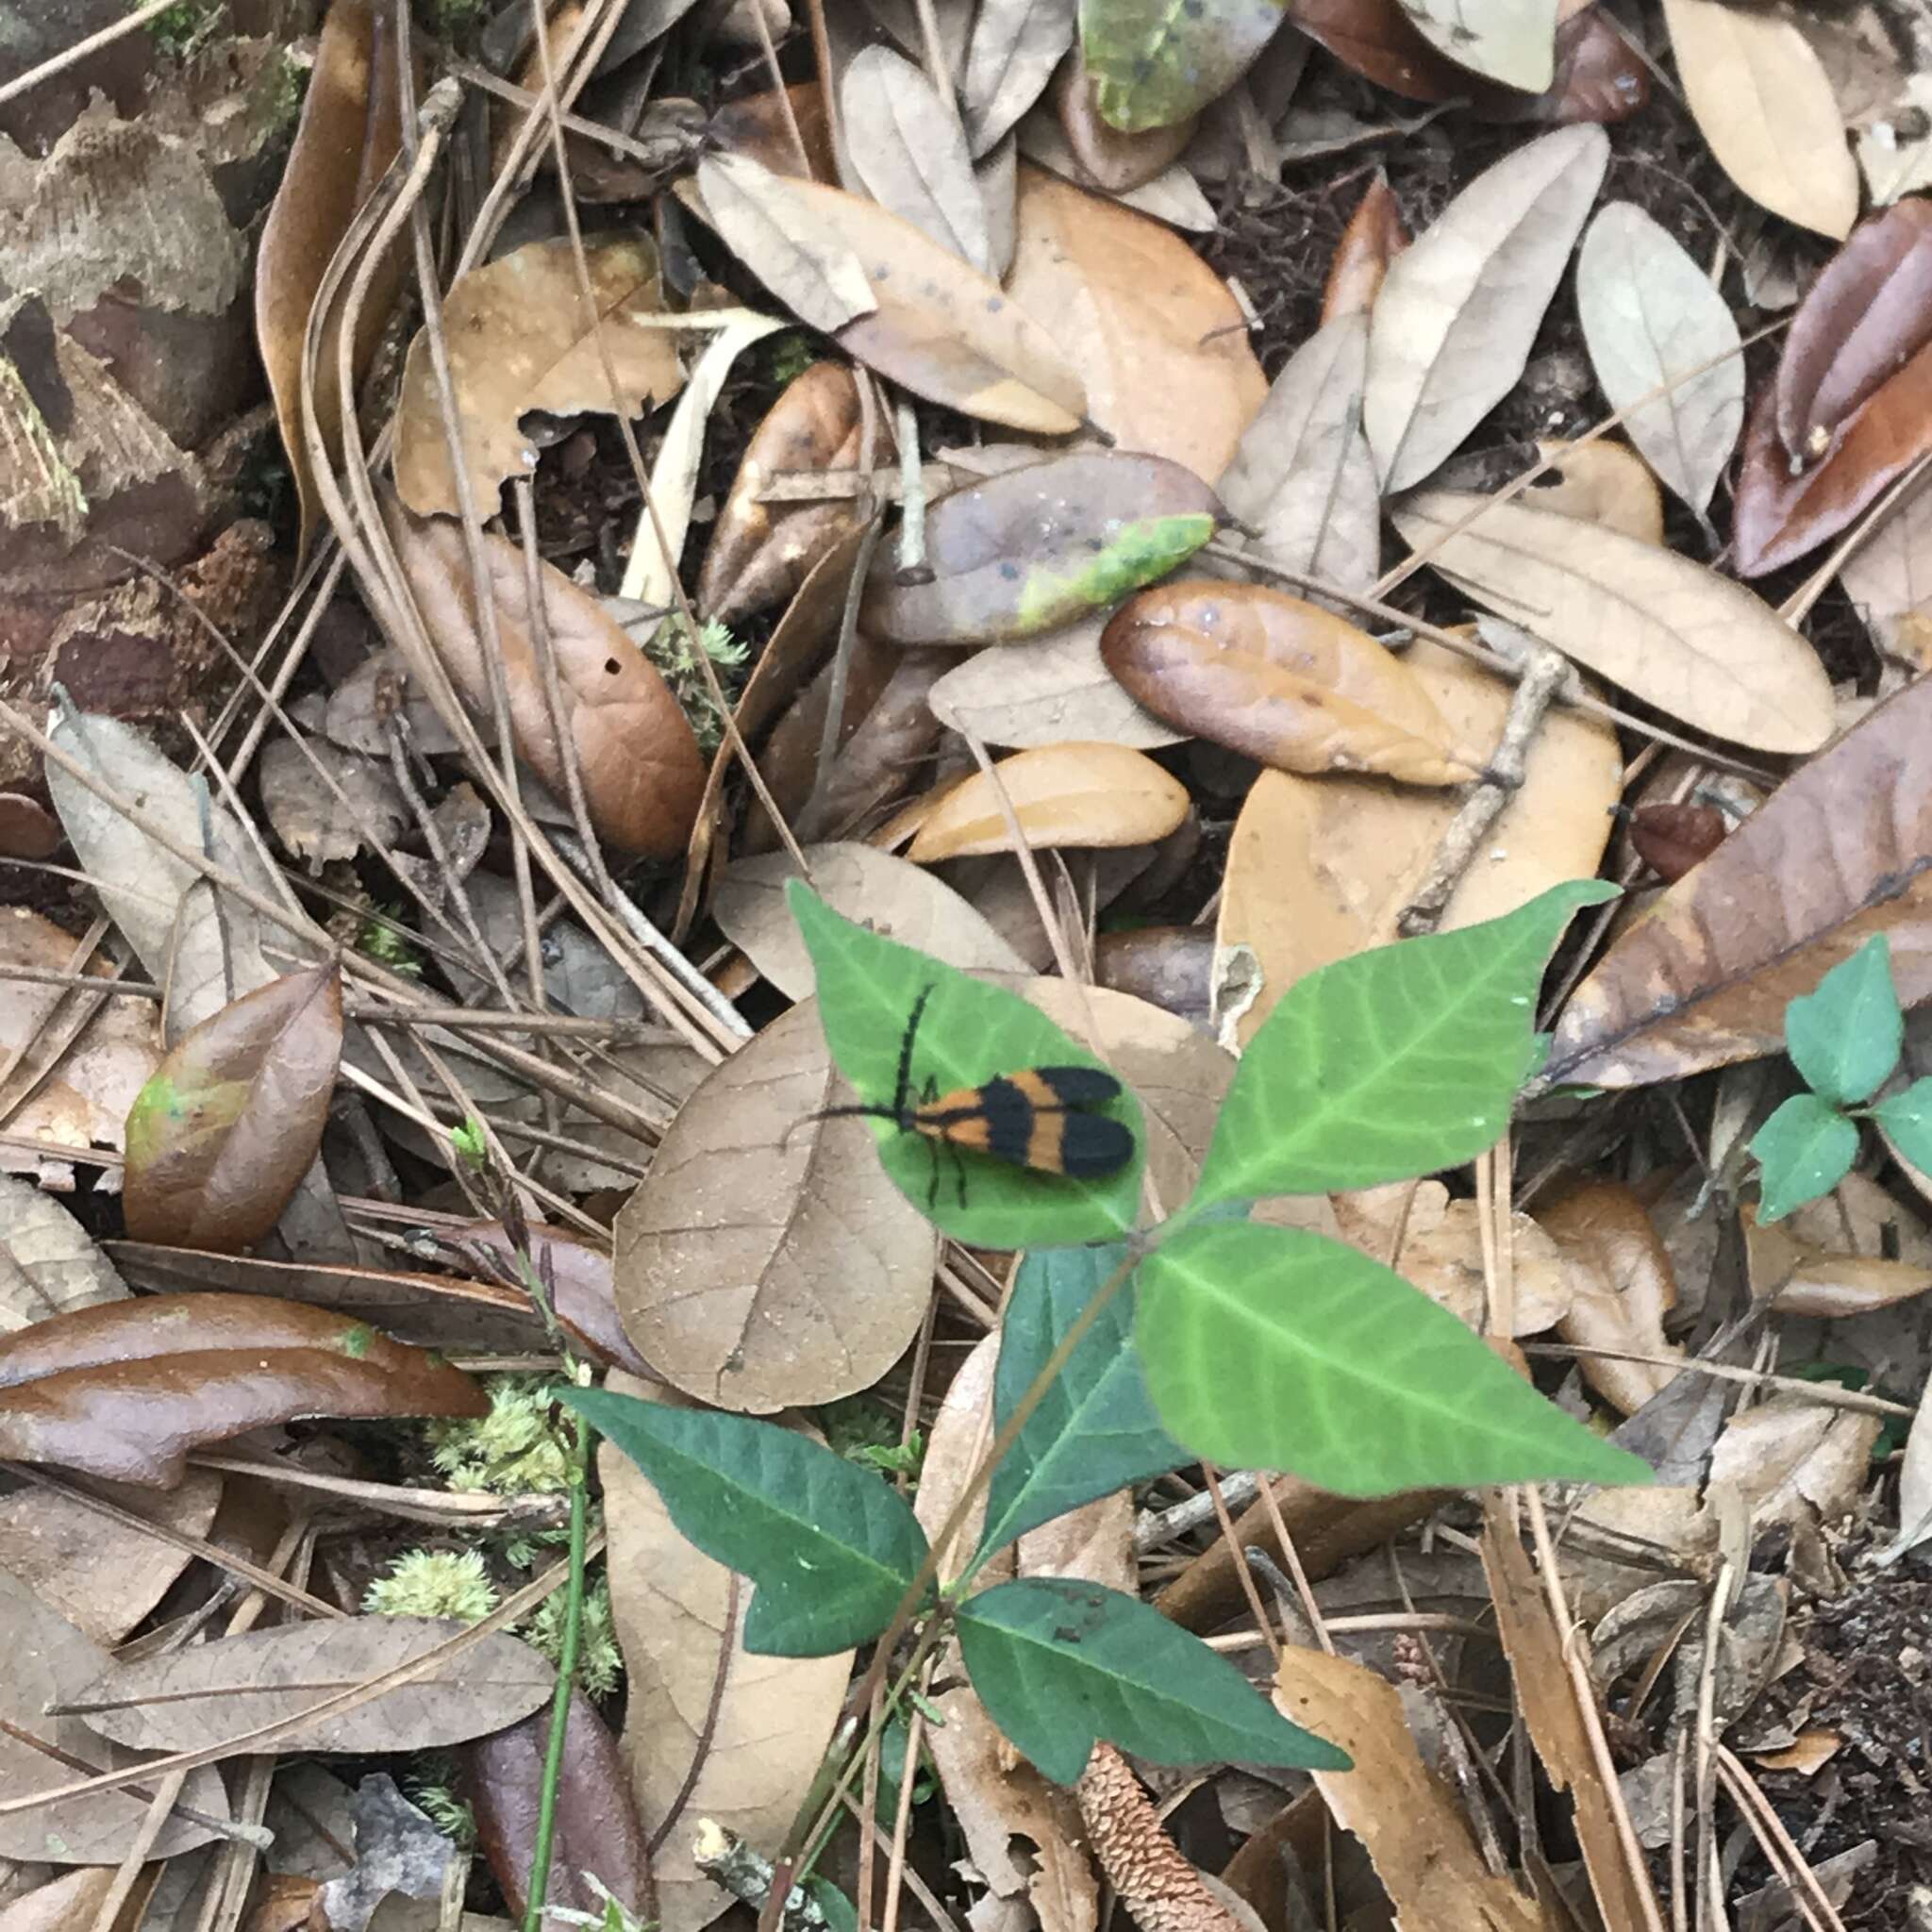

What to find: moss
left=642, top=615, right=748, bottom=756
left=428, top=1376, right=574, bottom=1497
left=525, top=1574, right=623, bottom=1699
left=143, top=0, right=226, bottom=58
left=362, top=1547, right=500, bottom=1624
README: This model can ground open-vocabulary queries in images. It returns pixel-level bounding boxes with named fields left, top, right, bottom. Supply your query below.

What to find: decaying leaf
left=908, top=741, right=1190, bottom=861
left=1707, top=1395, right=1880, bottom=1535
left=842, top=45, right=992, bottom=272
left=1541, top=1181, right=1684, bottom=1414
left=1840, top=468, right=1932, bottom=669
left=392, top=236, right=685, bottom=521
left=928, top=616, right=1181, bottom=748
left=0, top=1174, right=126, bottom=1326
left=1547, top=672, right=1932, bottom=1088
left=385, top=496, right=706, bottom=858
left=1054, top=46, right=1197, bottom=192
left=0, top=1291, right=485, bottom=1485
left=258, top=737, right=408, bottom=869
left=1285, top=0, right=1465, bottom=100
left=863, top=451, right=1222, bottom=644
left=123, top=964, right=342, bottom=1254
left=1323, top=174, right=1407, bottom=324
left=1100, top=580, right=1475, bottom=784
left=1392, top=491, right=1835, bottom=753
left=1004, top=164, right=1265, bottom=481
left=1659, top=0, right=1857, bottom=240
left=683, top=153, right=1086, bottom=432
left=613, top=1003, right=936, bottom=1412
left=1365, top=125, right=1607, bottom=491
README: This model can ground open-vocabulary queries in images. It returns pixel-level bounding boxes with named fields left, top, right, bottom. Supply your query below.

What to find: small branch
left=693, top=1819, right=837, bottom=1932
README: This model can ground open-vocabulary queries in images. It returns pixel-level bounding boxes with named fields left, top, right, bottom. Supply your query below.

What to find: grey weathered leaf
left=0, top=1175, right=126, bottom=1328
left=927, top=618, right=1182, bottom=748
left=842, top=45, right=992, bottom=272
left=1402, top=0, right=1555, bottom=92
left=258, top=738, right=408, bottom=869
left=964, top=0, right=1076, bottom=156
left=693, top=153, right=877, bottom=333
left=1575, top=202, right=1743, bottom=517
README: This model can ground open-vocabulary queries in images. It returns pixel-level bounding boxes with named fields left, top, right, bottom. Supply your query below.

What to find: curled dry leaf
left=1539, top=1181, right=1683, bottom=1414
left=384, top=496, right=705, bottom=858
left=1547, top=672, right=1932, bottom=1088
left=1744, top=1205, right=1932, bottom=1318
left=1217, top=311, right=1380, bottom=600
left=1575, top=201, right=1743, bottom=518
left=255, top=0, right=410, bottom=557
left=908, top=741, right=1190, bottom=861
left=1005, top=165, right=1265, bottom=481
left=1478, top=7, right=1650, bottom=125
left=714, top=842, right=1027, bottom=996
left=1365, top=125, right=1608, bottom=492
left=1707, top=1395, right=1880, bottom=1535
left=393, top=236, right=685, bottom=521
left=1323, top=174, right=1407, bottom=325
left=0, top=1567, right=232, bottom=1864
left=1659, top=0, right=1857, bottom=241
left=258, top=737, right=408, bottom=868
left=1286, top=0, right=1464, bottom=98
left=600, top=1373, right=854, bottom=1932
left=1099, top=580, right=1476, bottom=785
left=614, top=1002, right=936, bottom=1412
left=1630, top=800, right=1728, bottom=881
left=123, top=964, right=343, bottom=1254
left=863, top=451, right=1222, bottom=645
left=1392, top=491, right=1835, bottom=754
left=842, top=45, right=993, bottom=272
left=0, top=1291, right=484, bottom=1486
left=683, top=153, right=1086, bottom=433
left=1078, top=0, right=1288, bottom=131
left=965, top=0, right=1077, bottom=156
left=929, top=617, right=1182, bottom=749
left=75, top=1617, right=552, bottom=1755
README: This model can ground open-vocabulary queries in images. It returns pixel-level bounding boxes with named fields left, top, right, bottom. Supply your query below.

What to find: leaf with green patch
left=1136, top=1220, right=1653, bottom=1495
left=788, top=883, right=1145, bottom=1246
left=1874, top=1076, right=1932, bottom=1174
left=1784, top=933, right=1902, bottom=1108
left=1191, top=880, right=1618, bottom=1208
left=974, top=1244, right=1188, bottom=1568
left=559, top=1385, right=930, bottom=1657
left=955, top=1575, right=1348, bottom=1784
left=860, top=452, right=1222, bottom=646
left=1751, top=1092, right=1859, bottom=1224
left=1078, top=0, right=1289, bottom=132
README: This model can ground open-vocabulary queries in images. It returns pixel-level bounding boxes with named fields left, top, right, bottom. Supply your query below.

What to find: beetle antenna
left=895, top=984, right=937, bottom=1117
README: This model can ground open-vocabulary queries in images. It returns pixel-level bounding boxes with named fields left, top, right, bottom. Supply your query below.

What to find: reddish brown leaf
left=1054, top=49, right=1196, bottom=192
left=384, top=494, right=706, bottom=858
left=709, top=82, right=837, bottom=181
left=1099, top=581, right=1475, bottom=785
left=1629, top=801, right=1727, bottom=882
left=863, top=453, right=1223, bottom=645
left=444, top=1220, right=654, bottom=1378
left=0, top=1291, right=484, bottom=1485
left=1322, top=175, right=1407, bottom=325
left=464, top=1691, right=651, bottom=1923
left=1471, top=8, right=1650, bottom=124
left=1285, top=0, right=1465, bottom=99
left=123, top=965, right=341, bottom=1253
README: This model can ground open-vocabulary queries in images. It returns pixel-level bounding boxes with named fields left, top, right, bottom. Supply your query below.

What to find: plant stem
left=523, top=1405, right=593, bottom=1932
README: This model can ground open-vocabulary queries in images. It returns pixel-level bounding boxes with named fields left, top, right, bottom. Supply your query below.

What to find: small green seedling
left=1751, top=933, right=1932, bottom=1220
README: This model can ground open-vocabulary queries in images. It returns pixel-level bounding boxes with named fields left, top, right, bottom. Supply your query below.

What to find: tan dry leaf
left=1528, top=438, right=1664, bottom=545
left=393, top=237, right=685, bottom=521
left=1272, top=1645, right=1552, bottom=1932
left=385, top=498, right=705, bottom=859
left=1706, top=1395, right=1881, bottom=1533
left=1546, top=673, right=1932, bottom=1088
left=1214, top=639, right=1620, bottom=1042
left=714, top=842, right=1028, bottom=997
left=601, top=1373, right=852, bottom=1932
left=927, top=619, right=1183, bottom=750
left=1540, top=1182, right=1684, bottom=1415
left=1660, top=0, right=1857, bottom=240
left=908, top=742, right=1190, bottom=861
left=1366, top=125, right=1608, bottom=492
left=613, top=1001, right=936, bottom=1411
left=1004, top=164, right=1264, bottom=481
left=1839, top=467, right=1932, bottom=673
left=1742, top=1202, right=1932, bottom=1318
left=683, top=155, right=1085, bottom=433
left=1392, top=491, right=1835, bottom=754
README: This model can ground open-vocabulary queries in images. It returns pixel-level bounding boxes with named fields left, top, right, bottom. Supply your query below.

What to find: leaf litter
left=1, top=3, right=1927, bottom=1925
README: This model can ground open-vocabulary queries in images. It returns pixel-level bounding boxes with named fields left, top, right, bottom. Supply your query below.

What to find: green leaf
left=1784, top=933, right=1902, bottom=1107
left=1750, top=1092, right=1859, bottom=1224
left=974, top=1244, right=1190, bottom=1568
left=955, top=1576, right=1348, bottom=1784
left=558, top=1386, right=929, bottom=1657
left=1135, top=1221, right=1653, bottom=1495
left=1079, top=0, right=1290, bottom=133
left=788, top=882, right=1145, bottom=1245
left=1874, top=1076, right=1932, bottom=1173
left=1191, top=881, right=1618, bottom=1208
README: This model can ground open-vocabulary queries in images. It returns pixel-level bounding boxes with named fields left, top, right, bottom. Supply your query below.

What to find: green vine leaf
left=1784, top=933, right=1902, bottom=1108
left=1751, top=1092, right=1859, bottom=1224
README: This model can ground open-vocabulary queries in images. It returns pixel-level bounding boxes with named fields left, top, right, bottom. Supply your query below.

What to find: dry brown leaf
left=0, top=1174, right=126, bottom=1327
left=1659, top=0, right=1857, bottom=240
left=714, top=842, right=1028, bottom=996
left=385, top=497, right=705, bottom=859
left=1540, top=1182, right=1684, bottom=1414
left=1706, top=1395, right=1880, bottom=1533
left=1839, top=468, right=1932, bottom=673
left=1272, top=1645, right=1552, bottom=1932
left=1005, top=164, right=1264, bottom=481
left=1053, top=49, right=1196, bottom=192
left=255, top=0, right=410, bottom=557
left=1546, top=673, right=1932, bottom=1088
left=1529, top=438, right=1664, bottom=545
left=0, top=1565, right=232, bottom=1864
left=1214, top=639, right=1621, bottom=1042
left=682, top=154, right=1085, bottom=433
left=927, top=619, right=1183, bottom=749
left=1393, top=491, right=1834, bottom=754
left=1095, top=925, right=1214, bottom=1028
left=1742, top=1204, right=1932, bottom=1318
left=258, top=738, right=408, bottom=869
left=908, top=742, right=1190, bottom=861
left=393, top=237, right=685, bottom=521
left=1323, top=173, right=1407, bottom=325
left=601, top=1372, right=853, bottom=1932
left=613, top=1001, right=936, bottom=1411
